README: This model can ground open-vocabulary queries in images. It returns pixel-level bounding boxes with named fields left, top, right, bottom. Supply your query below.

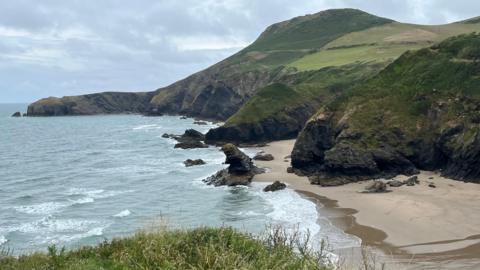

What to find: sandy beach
left=252, top=139, right=480, bottom=268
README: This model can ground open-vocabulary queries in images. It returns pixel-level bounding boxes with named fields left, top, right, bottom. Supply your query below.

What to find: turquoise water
left=0, top=104, right=359, bottom=254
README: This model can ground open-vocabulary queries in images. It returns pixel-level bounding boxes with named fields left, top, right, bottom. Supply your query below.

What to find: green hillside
left=288, top=21, right=480, bottom=71
left=244, top=9, right=392, bottom=52
left=207, top=12, right=480, bottom=143
left=292, top=33, right=480, bottom=183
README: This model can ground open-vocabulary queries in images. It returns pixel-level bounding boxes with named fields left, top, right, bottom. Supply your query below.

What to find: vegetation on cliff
left=205, top=11, right=480, bottom=143
left=292, top=33, right=480, bottom=184
left=0, top=227, right=331, bottom=270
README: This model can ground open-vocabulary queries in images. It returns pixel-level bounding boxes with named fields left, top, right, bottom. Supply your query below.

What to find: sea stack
left=204, top=144, right=263, bottom=186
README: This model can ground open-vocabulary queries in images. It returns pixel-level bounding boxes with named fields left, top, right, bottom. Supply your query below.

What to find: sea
left=0, top=103, right=360, bottom=255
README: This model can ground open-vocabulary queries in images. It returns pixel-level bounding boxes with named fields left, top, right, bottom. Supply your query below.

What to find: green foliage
left=245, top=9, right=392, bottom=52
left=288, top=44, right=424, bottom=71
left=226, top=83, right=303, bottom=125
left=436, top=32, right=480, bottom=60
left=0, top=227, right=332, bottom=270
left=225, top=63, right=382, bottom=126
left=325, top=33, right=480, bottom=148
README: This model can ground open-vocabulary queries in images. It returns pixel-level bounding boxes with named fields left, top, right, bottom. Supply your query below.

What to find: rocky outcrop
left=11, top=112, right=21, bottom=117
left=387, top=180, right=404, bottom=187
left=253, top=153, right=274, bottom=161
left=293, top=109, right=480, bottom=184
left=164, top=129, right=208, bottom=149
left=193, top=121, right=208, bottom=125
left=184, top=159, right=206, bottom=167
left=205, top=102, right=319, bottom=143
left=27, top=92, right=153, bottom=116
left=363, top=181, right=388, bottom=193
left=263, top=181, right=287, bottom=192
left=405, top=176, right=420, bottom=186
left=292, top=112, right=419, bottom=182
left=204, top=144, right=263, bottom=186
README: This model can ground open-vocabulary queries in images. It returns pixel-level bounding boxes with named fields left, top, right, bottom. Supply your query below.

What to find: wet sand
left=251, top=139, right=480, bottom=269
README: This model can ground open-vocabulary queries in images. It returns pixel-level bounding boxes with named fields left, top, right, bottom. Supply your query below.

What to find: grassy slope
left=208, top=9, right=393, bottom=75
left=288, top=22, right=480, bottom=71
left=223, top=16, right=479, bottom=129
left=225, top=63, right=382, bottom=126
left=245, top=9, right=392, bottom=52
left=0, top=227, right=330, bottom=270
left=329, top=33, right=480, bottom=151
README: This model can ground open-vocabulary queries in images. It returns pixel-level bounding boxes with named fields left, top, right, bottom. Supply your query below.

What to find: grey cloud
left=0, top=0, right=478, bottom=103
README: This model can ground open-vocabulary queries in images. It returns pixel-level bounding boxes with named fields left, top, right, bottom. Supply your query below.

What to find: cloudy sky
left=1, top=0, right=479, bottom=103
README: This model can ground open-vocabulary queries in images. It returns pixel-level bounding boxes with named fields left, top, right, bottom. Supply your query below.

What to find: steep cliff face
left=205, top=63, right=383, bottom=143
left=292, top=33, right=480, bottom=184
left=147, top=66, right=287, bottom=120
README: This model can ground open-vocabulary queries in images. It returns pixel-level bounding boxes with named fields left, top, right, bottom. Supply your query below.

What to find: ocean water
left=0, top=103, right=360, bottom=254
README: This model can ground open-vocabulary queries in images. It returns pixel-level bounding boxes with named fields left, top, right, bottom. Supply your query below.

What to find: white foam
left=66, top=188, right=133, bottom=199
left=250, top=182, right=361, bottom=251
left=13, top=216, right=100, bottom=234
left=56, top=226, right=106, bottom=243
left=67, top=188, right=104, bottom=196
left=132, top=124, right=160, bottom=130
left=114, top=209, right=131, bottom=218
left=69, top=197, right=95, bottom=205
left=236, top=210, right=263, bottom=217
left=0, top=235, right=7, bottom=246
left=14, top=202, right=66, bottom=215
left=251, top=182, right=321, bottom=237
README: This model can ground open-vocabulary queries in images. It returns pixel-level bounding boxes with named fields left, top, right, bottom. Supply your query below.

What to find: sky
left=0, top=0, right=479, bottom=103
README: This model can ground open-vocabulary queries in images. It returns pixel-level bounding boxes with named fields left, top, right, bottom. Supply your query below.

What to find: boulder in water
left=263, top=181, right=287, bottom=192
left=11, top=112, right=21, bottom=117
left=204, top=144, right=263, bottom=186
left=184, top=159, right=206, bottom=167
left=193, top=120, right=208, bottom=125
left=168, top=129, right=208, bottom=149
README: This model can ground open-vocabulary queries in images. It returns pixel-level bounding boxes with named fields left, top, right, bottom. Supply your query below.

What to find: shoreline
left=251, top=139, right=480, bottom=268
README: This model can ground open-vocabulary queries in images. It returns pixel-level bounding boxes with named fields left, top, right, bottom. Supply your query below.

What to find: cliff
left=292, top=33, right=480, bottom=184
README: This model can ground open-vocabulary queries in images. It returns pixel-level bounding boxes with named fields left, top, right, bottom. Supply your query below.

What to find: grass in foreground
left=0, top=227, right=333, bottom=270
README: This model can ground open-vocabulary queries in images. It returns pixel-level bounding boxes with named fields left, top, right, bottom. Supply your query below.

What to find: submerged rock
left=253, top=153, right=274, bottom=161
left=193, top=121, right=208, bottom=125
left=11, top=112, right=21, bottom=117
left=263, top=181, right=287, bottom=192
left=174, top=141, right=208, bottom=149
left=204, top=144, right=263, bottom=186
left=184, top=159, right=206, bottom=167
left=428, top=183, right=437, bottom=188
